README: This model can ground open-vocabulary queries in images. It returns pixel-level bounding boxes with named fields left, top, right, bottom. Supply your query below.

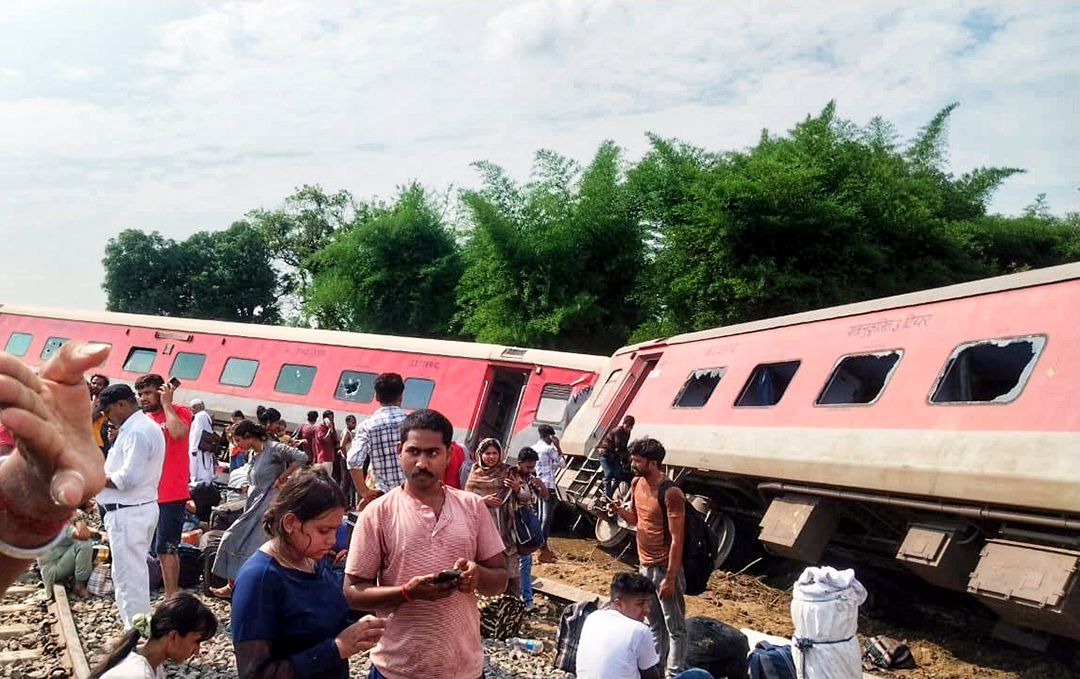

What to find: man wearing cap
left=94, top=384, right=165, bottom=629
left=188, top=399, right=215, bottom=485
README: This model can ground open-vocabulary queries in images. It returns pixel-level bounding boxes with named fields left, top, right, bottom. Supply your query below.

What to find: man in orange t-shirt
left=135, top=374, right=191, bottom=599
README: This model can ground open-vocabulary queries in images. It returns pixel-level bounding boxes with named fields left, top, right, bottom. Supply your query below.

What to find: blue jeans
left=673, top=670, right=713, bottom=679
left=599, top=457, right=620, bottom=498
left=537, top=493, right=556, bottom=542
left=518, top=554, right=533, bottom=607
left=641, top=563, right=688, bottom=675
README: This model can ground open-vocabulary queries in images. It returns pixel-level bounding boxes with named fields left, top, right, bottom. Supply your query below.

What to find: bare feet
left=71, top=582, right=88, bottom=599
left=209, top=583, right=232, bottom=599
left=537, top=546, right=557, bottom=564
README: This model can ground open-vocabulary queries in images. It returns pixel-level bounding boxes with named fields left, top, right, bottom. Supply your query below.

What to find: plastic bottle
left=507, top=637, right=543, bottom=653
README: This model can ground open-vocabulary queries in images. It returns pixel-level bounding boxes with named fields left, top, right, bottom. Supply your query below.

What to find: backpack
left=650, top=479, right=720, bottom=596
left=553, top=599, right=600, bottom=672
left=513, top=506, right=544, bottom=555
left=748, top=641, right=797, bottom=679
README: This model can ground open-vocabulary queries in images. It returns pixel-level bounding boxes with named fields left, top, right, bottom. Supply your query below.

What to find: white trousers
left=103, top=502, right=158, bottom=629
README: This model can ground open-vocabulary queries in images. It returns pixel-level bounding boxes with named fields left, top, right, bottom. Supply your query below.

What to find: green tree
left=241, top=184, right=368, bottom=299
left=457, top=141, right=646, bottom=353
left=304, top=184, right=461, bottom=337
left=635, top=102, right=1038, bottom=335
left=101, top=223, right=280, bottom=323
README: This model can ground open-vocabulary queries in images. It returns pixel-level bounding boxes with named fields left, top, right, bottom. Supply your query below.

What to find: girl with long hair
left=210, top=421, right=308, bottom=598
left=89, top=592, right=217, bottom=679
left=231, top=468, right=384, bottom=679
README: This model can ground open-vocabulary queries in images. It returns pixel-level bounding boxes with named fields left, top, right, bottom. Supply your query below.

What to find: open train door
left=467, top=364, right=530, bottom=453
left=575, top=351, right=663, bottom=547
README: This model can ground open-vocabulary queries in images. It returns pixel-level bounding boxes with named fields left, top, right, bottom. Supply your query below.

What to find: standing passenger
left=227, top=410, right=246, bottom=470
left=531, top=424, right=564, bottom=563
left=344, top=409, right=508, bottom=679
left=89, top=374, right=110, bottom=455
left=346, top=373, right=407, bottom=506
left=338, top=415, right=357, bottom=504
left=135, top=374, right=192, bottom=600
left=210, top=421, right=307, bottom=598
left=231, top=469, right=383, bottom=679
left=464, top=438, right=520, bottom=596
left=610, top=438, right=688, bottom=677
left=188, top=398, right=216, bottom=485
left=597, top=415, right=635, bottom=499
left=296, top=411, right=319, bottom=455
left=95, top=384, right=165, bottom=629
left=314, top=410, right=338, bottom=478
left=509, top=447, right=547, bottom=610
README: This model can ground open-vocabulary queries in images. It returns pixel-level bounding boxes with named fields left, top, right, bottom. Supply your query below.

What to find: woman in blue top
left=231, top=468, right=384, bottom=679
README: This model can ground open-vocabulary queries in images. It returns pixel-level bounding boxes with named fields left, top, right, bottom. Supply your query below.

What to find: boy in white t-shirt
left=577, top=572, right=714, bottom=679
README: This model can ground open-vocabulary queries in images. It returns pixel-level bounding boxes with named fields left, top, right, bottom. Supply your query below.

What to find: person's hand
left=334, top=615, right=384, bottom=659
left=528, top=477, right=544, bottom=493
left=159, top=382, right=175, bottom=408
left=550, top=434, right=560, bottom=446
left=658, top=576, right=675, bottom=599
left=402, top=573, right=459, bottom=602
left=0, top=342, right=110, bottom=525
left=504, top=475, right=522, bottom=491
left=453, top=558, right=478, bottom=593
left=482, top=494, right=502, bottom=508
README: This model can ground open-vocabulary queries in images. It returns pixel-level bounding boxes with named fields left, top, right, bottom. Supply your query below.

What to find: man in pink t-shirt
left=344, top=409, right=507, bottom=679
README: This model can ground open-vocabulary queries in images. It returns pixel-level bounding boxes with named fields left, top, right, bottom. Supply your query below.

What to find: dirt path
left=534, top=536, right=1076, bottom=679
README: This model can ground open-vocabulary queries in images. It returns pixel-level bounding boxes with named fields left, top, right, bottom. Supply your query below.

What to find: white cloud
left=0, top=0, right=1076, bottom=310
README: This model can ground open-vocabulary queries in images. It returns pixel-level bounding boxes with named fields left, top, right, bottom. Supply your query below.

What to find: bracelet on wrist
left=400, top=584, right=412, bottom=603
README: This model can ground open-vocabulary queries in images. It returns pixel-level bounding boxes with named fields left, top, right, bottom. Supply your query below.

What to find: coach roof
left=0, top=305, right=607, bottom=373
left=616, top=262, right=1080, bottom=356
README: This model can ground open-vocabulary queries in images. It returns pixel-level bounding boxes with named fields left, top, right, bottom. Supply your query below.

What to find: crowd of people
left=0, top=342, right=713, bottom=679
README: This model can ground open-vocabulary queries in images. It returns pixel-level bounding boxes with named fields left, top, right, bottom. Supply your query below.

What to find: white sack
left=790, top=566, right=867, bottom=679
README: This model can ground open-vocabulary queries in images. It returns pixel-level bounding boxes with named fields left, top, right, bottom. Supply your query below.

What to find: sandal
left=209, top=583, right=232, bottom=599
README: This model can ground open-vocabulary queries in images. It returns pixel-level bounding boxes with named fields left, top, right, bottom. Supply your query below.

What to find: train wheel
left=711, top=513, right=737, bottom=569
left=595, top=516, right=630, bottom=549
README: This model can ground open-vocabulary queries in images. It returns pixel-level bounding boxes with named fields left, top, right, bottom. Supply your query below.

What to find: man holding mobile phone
left=344, top=409, right=507, bottom=679
left=134, top=374, right=191, bottom=599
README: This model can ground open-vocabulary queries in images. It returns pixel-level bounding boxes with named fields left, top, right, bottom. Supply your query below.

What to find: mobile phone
left=169, top=377, right=181, bottom=389
left=432, top=569, right=462, bottom=584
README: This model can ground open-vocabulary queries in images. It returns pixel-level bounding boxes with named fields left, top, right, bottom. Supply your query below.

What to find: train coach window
left=122, top=347, right=157, bottom=373
left=672, top=367, right=726, bottom=408
left=929, top=335, right=1045, bottom=404
left=4, top=332, right=32, bottom=357
left=170, top=352, right=206, bottom=380
left=592, top=369, right=623, bottom=407
left=734, top=360, right=801, bottom=407
left=275, top=364, right=317, bottom=395
left=402, top=378, right=435, bottom=410
left=816, top=351, right=902, bottom=406
left=220, top=357, right=259, bottom=388
left=40, top=337, right=68, bottom=360
left=335, top=371, right=377, bottom=403
left=536, top=383, right=572, bottom=423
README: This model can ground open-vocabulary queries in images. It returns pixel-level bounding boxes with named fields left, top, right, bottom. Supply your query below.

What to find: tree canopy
left=101, top=102, right=1079, bottom=351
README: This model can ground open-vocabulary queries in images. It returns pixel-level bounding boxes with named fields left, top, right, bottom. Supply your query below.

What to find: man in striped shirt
left=344, top=409, right=508, bottom=679
left=347, top=373, right=408, bottom=504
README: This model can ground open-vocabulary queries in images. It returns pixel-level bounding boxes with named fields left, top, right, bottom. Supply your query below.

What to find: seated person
left=576, top=572, right=713, bottom=679
left=35, top=506, right=100, bottom=600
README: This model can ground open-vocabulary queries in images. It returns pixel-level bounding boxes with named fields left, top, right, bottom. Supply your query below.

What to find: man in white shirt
left=532, top=424, right=564, bottom=562
left=577, top=574, right=714, bottom=679
left=94, top=384, right=165, bottom=629
left=187, top=398, right=215, bottom=484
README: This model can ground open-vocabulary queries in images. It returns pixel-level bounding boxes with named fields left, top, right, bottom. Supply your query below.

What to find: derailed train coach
left=557, top=263, right=1080, bottom=641
left=0, top=305, right=605, bottom=455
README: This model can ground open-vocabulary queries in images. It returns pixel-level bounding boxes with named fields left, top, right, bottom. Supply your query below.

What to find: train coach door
left=586, top=353, right=662, bottom=454
left=469, top=366, right=530, bottom=451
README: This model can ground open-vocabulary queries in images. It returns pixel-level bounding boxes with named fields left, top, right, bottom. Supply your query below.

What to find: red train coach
left=0, top=305, right=605, bottom=453
left=559, top=263, right=1080, bottom=640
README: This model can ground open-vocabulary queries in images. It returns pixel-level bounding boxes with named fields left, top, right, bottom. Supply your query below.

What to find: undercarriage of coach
left=555, top=455, right=1080, bottom=643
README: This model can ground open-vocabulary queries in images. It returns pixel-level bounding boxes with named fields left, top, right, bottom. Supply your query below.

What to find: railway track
left=0, top=583, right=89, bottom=679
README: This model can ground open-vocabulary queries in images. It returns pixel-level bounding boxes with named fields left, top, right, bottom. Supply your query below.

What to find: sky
left=0, top=1, right=1076, bottom=311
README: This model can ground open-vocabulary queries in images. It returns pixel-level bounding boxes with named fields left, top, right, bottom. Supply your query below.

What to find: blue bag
left=513, top=506, right=543, bottom=554
left=748, top=640, right=797, bottom=679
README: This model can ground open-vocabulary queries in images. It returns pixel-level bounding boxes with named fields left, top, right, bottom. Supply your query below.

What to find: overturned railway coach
left=0, top=305, right=605, bottom=453
left=558, top=263, right=1080, bottom=640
